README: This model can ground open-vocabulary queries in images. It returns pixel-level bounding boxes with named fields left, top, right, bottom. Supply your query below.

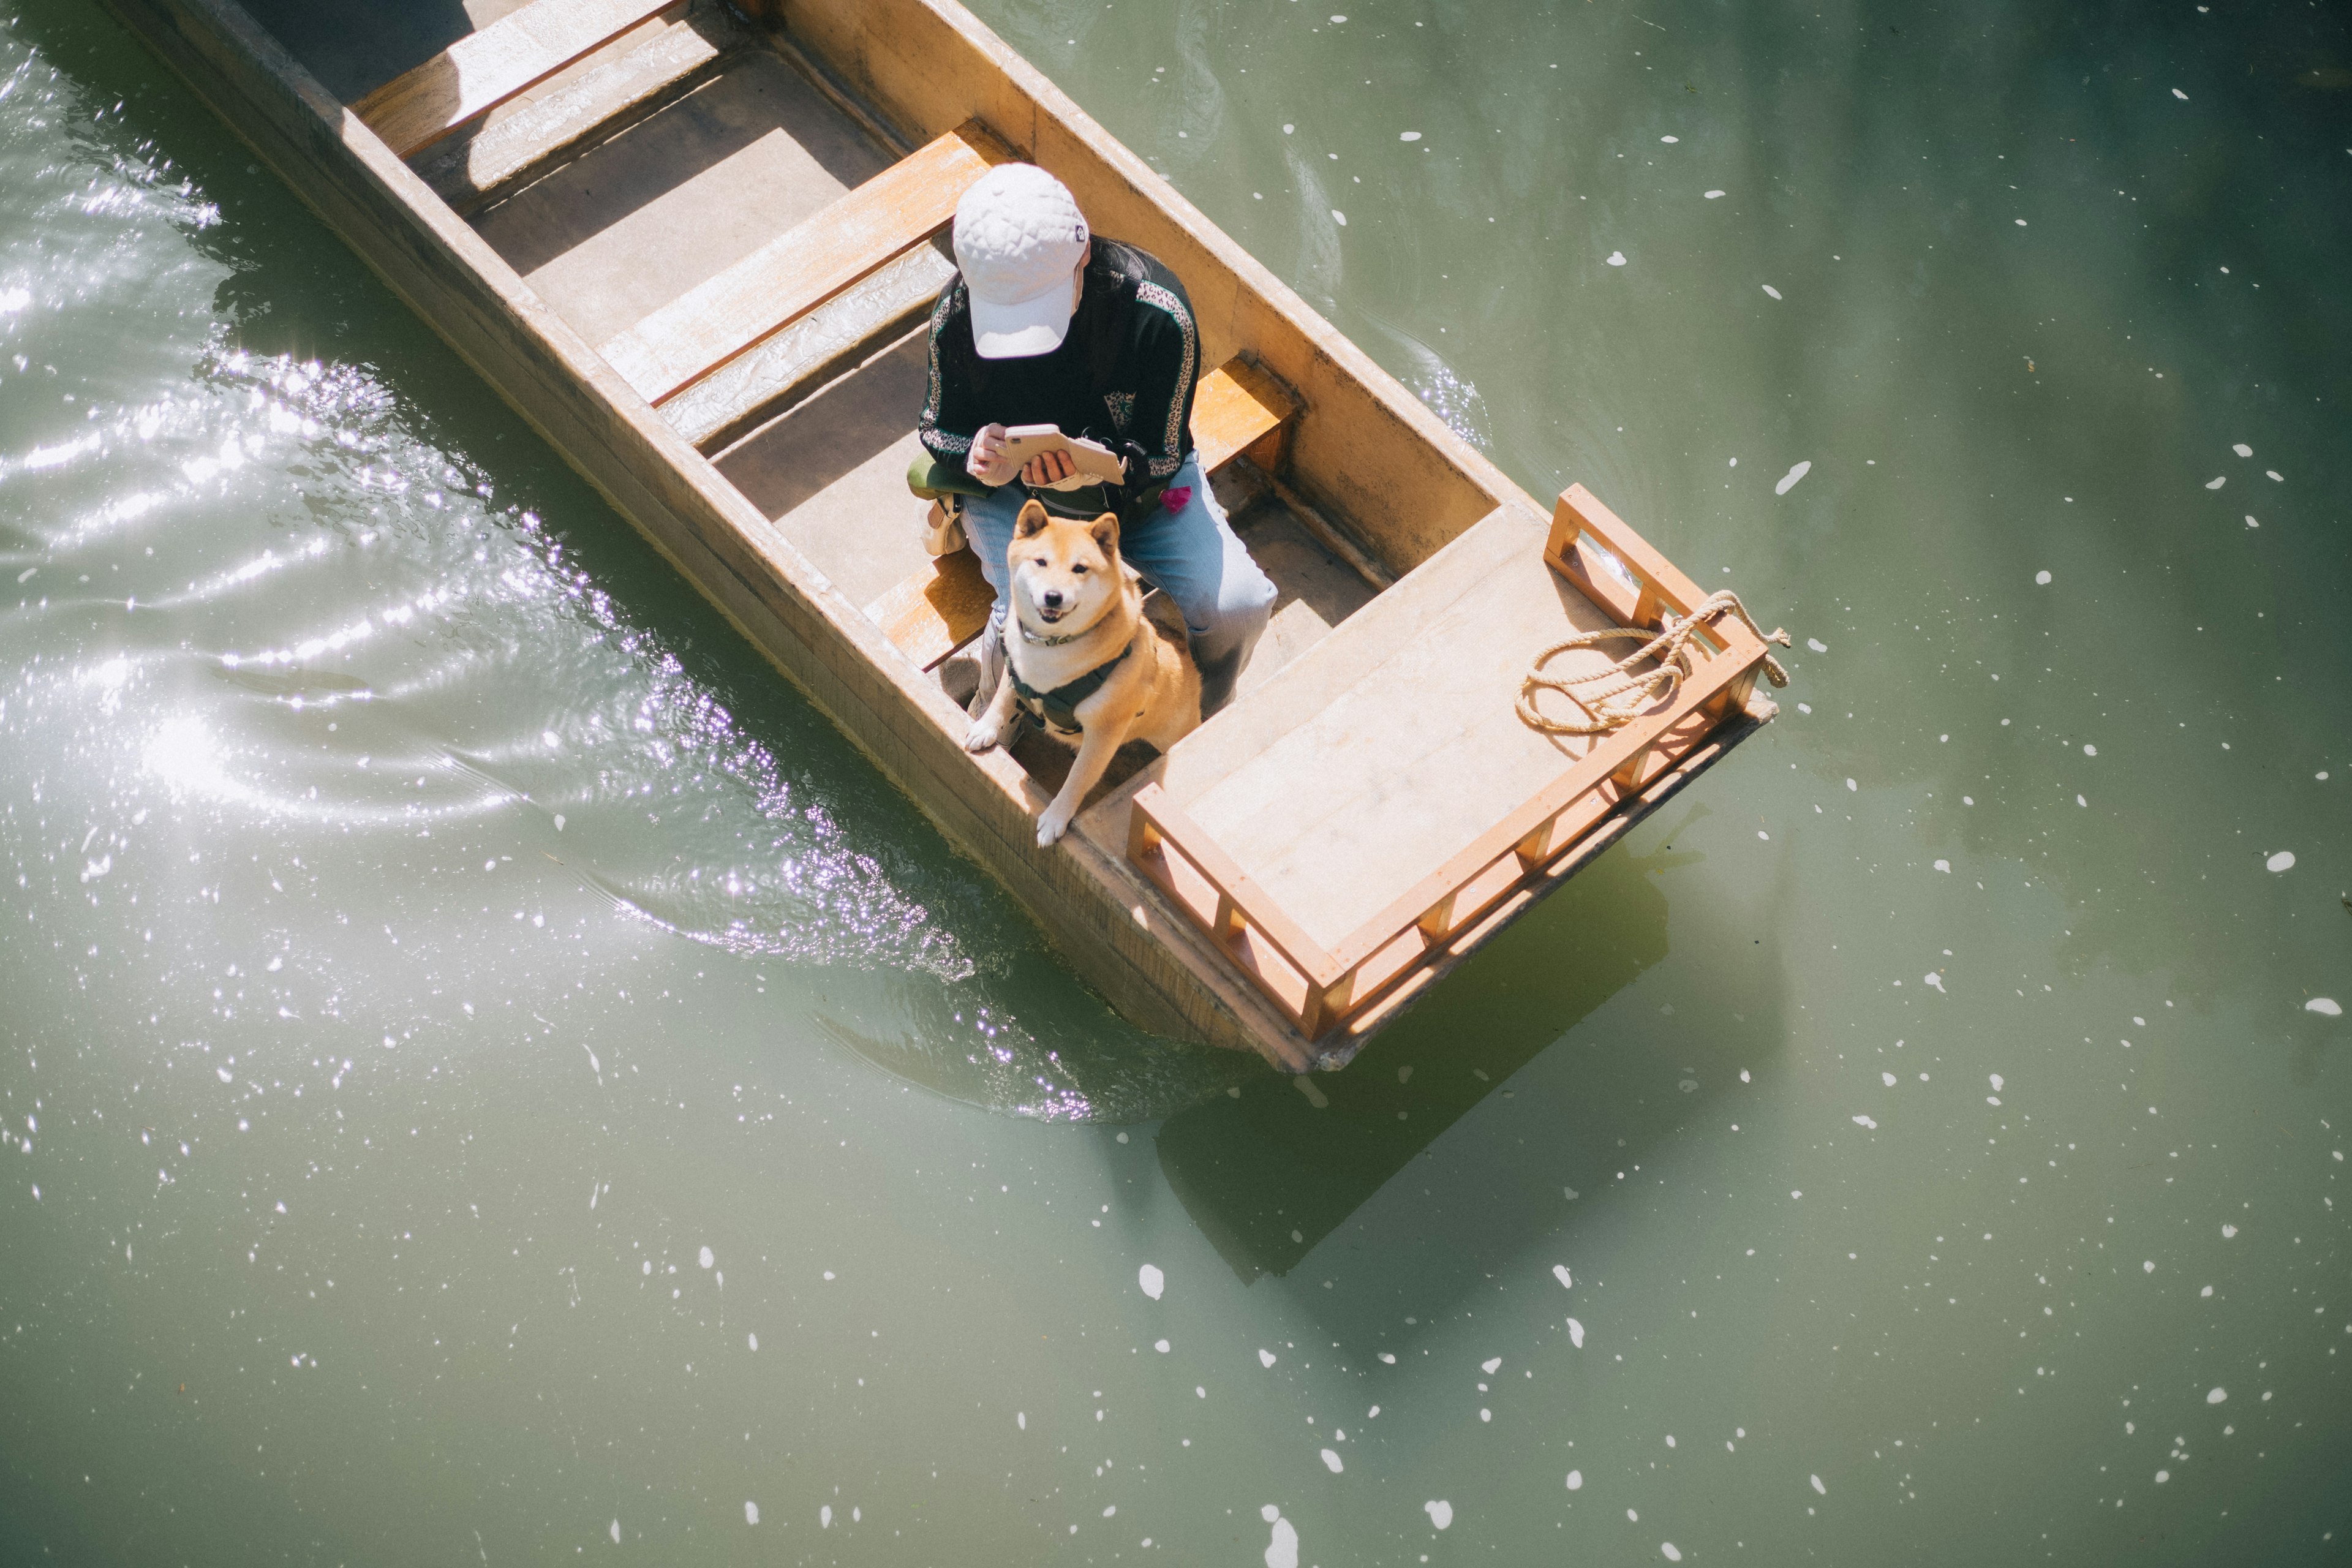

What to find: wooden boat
left=105, top=0, right=1782, bottom=1071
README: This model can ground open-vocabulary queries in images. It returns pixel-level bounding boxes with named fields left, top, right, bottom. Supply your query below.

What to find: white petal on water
left=1990, top=1074, right=2005, bottom=1090
left=744, top=1501, right=760, bottom=1525
left=821, top=1506, right=832, bottom=1528
left=748, top=1332, right=758, bottom=1351
left=1762, top=284, right=1782, bottom=300
left=1017, top=1411, right=1025, bottom=1428
left=1882, top=1072, right=1897, bottom=1086
left=1139, top=1263, right=1166, bottom=1300
left=1607, top=251, right=1627, bottom=266
left=2233, top=443, right=2252, bottom=457
left=1663, top=1546, right=1684, bottom=1562
left=1424, top=1500, right=1453, bottom=1530
left=699, top=1246, right=714, bottom=1269
left=1924, top=973, right=1946, bottom=993
left=1321, top=1447, right=1344, bottom=1472
left=1777, top=461, right=1812, bottom=495
left=1811, top=1474, right=1827, bottom=1495
left=2222, top=1224, right=2238, bottom=1237
left=1265, top=1512, right=1300, bottom=1568
left=1400, top=130, right=1422, bottom=141
left=1482, top=1356, right=1503, bottom=1374
left=1566, top=1317, right=1585, bottom=1349
left=2144, top=1260, right=2157, bottom=1273
left=1566, top=1469, right=1583, bottom=1490
left=1553, top=1264, right=1574, bottom=1290
left=2306, top=998, right=2342, bottom=1017
left=2172, top=87, right=2188, bottom=99
left=1331, top=209, right=1348, bottom=226
left=609, top=1520, right=621, bottom=1545
left=2266, top=469, right=2283, bottom=481
left=2207, top=1387, right=2227, bottom=1404
left=2036, top=570, right=2052, bottom=584
left=1155, top=1338, right=1171, bottom=1352
left=1260, top=1348, right=1278, bottom=1368
left=2155, top=1469, right=2170, bottom=1483
left=1661, top=135, right=1679, bottom=143
left=2266, top=851, right=2294, bottom=872
left=1933, top=859, right=1951, bottom=873
left=1853, top=1115, right=1878, bottom=1129
left=1378, top=1351, right=1396, bottom=1363
left=2204, top=476, right=2225, bottom=489
left=1704, top=189, right=1725, bottom=198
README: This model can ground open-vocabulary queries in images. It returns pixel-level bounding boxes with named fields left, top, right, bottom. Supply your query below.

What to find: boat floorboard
left=469, top=49, right=895, bottom=347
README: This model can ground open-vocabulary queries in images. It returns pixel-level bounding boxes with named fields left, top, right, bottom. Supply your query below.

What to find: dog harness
left=1010, top=637, right=1134, bottom=737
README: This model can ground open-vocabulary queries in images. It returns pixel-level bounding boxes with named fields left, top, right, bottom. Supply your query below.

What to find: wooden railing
left=1127, top=484, right=1776, bottom=1044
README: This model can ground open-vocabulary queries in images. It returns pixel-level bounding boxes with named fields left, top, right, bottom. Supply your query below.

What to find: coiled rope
left=1517, top=589, right=1791, bottom=736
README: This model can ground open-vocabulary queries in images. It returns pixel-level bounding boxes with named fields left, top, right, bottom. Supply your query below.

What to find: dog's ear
left=1014, top=499, right=1050, bottom=538
left=1089, top=511, right=1120, bottom=560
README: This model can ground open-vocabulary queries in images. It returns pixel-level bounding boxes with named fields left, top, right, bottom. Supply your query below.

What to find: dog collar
left=1016, top=617, right=1093, bottom=647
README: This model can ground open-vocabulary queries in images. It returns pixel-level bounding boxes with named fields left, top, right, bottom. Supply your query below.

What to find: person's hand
left=1020, top=448, right=1076, bottom=488
left=967, top=423, right=1016, bottom=486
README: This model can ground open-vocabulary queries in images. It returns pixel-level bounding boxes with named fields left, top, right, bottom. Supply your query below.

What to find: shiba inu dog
left=965, top=500, right=1203, bottom=846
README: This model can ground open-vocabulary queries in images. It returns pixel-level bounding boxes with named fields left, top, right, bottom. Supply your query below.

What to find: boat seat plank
left=668, top=241, right=956, bottom=452
left=599, top=120, right=1012, bottom=406
left=415, top=0, right=745, bottom=209
left=352, top=0, right=680, bottom=160
left=859, top=360, right=1302, bottom=671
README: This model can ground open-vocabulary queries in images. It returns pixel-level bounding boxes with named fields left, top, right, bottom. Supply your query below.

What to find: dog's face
left=1009, top=500, right=1120, bottom=631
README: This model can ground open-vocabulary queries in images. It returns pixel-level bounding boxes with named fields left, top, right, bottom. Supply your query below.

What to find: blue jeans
left=962, top=451, right=1276, bottom=715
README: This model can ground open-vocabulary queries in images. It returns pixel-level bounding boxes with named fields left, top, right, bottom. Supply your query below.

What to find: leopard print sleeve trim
left=918, top=279, right=972, bottom=456
left=1132, top=279, right=1195, bottom=480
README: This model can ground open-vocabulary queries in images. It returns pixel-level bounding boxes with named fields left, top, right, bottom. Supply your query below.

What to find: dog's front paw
left=963, top=715, right=1006, bottom=753
left=1035, top=801, right=1076, bottom=846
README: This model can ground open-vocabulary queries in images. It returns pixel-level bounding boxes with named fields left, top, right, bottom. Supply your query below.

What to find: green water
left=2, top=0, right=2347, bottom=1562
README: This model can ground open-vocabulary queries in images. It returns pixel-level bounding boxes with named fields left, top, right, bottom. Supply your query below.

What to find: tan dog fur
left=965, top=500, right=1202, bottom=846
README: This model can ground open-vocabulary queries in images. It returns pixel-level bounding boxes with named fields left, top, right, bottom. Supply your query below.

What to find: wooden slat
left=864, top=546, right=995, bottom=671
left=350, top=0, right=678, bottom=160
left=1191, top=356, right=1296, bottom=473
left=1548, top=483, right=1711, bottom=624
left=600, top=121, right=1011, bottom=405
left=670, top=242, right=954, bottom=452
left=1131, top=784, right=1336, bottom=986
left=415, top=0, right=742, bottom=208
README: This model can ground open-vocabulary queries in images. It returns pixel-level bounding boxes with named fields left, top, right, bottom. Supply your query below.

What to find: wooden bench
left=860, top=358, right=1299, bottom=673
left=351, top=0, right=682, bottom=159
left=412, top=0, right=747, bottom=210
left=598, top=119, right=1012, bottom=407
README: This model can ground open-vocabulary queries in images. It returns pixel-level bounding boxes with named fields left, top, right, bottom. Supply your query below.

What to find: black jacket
left=918, top=238, right=1200, bottom=498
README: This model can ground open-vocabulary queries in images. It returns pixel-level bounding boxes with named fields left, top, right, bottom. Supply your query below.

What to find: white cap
left=952, top=164, right=1089, bottom=359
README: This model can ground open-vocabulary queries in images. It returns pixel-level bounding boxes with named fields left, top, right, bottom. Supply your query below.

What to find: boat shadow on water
left=1153, top=804, right=1795, bottom=1311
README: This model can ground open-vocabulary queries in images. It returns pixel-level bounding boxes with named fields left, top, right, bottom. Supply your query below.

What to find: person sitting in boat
left=915, top=162, right=1276, bottom=717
